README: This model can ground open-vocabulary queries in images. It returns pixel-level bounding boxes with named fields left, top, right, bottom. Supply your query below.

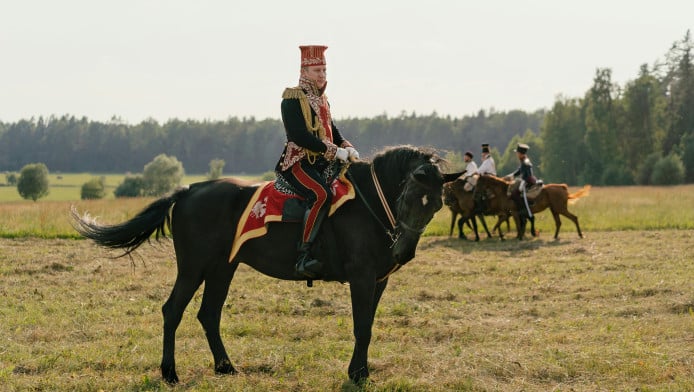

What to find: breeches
left=286, top=160, right=333, bottom=242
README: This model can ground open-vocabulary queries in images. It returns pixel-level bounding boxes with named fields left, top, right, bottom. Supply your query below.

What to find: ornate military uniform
left=506, top=143, right=536, bottom=218
left=275, top=45, right=354, bottom=278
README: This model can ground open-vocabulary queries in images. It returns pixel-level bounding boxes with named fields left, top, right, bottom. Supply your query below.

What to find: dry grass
left=1, top=230, right=693, bottom=391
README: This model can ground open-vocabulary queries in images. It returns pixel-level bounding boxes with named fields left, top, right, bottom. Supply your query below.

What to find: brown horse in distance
left=475, top=175, right=591, bottom=240
left=443, top=179, right=507, bottom=240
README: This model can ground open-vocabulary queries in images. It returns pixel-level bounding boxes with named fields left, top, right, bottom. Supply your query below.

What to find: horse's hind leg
left=550, top=210, right=562, bottom=239
left=197, top=261, right=239, bottom=375
left=161, top=272, right=204, bottom=384
left=561, top=210, right=582, bottom=238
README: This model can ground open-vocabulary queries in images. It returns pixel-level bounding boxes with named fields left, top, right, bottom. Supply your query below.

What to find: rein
left=346, top=165, right=400, bottom=245
left=346, top=164, right=429, bottom=283
left=371, top=165, right=397, bottom=229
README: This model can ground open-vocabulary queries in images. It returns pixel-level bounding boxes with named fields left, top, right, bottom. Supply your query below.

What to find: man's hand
left=335, top=147, right=349, bottom=162
left=346, top=147, right=360, bottom=161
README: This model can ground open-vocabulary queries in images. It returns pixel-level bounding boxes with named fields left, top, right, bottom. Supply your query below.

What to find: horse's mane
left=349, top=145, right=442, bottom=199
left=371, top=145, right=441, bottom=174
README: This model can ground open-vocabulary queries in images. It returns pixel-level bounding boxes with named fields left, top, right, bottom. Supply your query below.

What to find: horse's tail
left=568, top=185, right=591, bottom=205
left=71, top=186, right=189, bottom=256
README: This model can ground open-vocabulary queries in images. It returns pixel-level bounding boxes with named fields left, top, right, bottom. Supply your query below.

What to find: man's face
left=302, top=65, right=327, bottom=88
left=464, top=155, right=471, bottom=162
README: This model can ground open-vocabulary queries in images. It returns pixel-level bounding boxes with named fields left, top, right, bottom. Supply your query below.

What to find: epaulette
left=282, top=87, right=305, bottom=99
left=523, top=157, right=532, bottom=166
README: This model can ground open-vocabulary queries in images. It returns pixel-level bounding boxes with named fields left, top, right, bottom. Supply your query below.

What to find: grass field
left=1, top=232, right=692, bottom=391
left=1, top=184, right=693, bottom=238
left=0, top=183, right=693, bottom=391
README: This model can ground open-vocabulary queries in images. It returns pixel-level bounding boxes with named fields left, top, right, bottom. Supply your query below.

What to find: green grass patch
left=0, top=173, right=259, bottom=202
left=1, top=184, right=694, bottom=238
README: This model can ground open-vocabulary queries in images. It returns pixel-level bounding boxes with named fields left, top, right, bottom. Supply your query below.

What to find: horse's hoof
left=349, top=366, right=370, bottom=384
left=161, top=366, right=179, bottom=384
left=215, top=358, right=237, bottom=375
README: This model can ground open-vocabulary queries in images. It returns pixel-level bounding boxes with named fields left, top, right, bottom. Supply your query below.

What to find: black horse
left=71, top=145, right=461, bottom=385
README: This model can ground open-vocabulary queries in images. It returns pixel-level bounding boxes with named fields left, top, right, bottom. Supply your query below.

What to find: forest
left=1, top=32, right=692, bottom=186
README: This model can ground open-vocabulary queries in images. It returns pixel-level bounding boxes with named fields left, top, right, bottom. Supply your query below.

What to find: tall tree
left=582, top=68, right=620, bottom=184
left=620, top=64, right=665, bottom=172
left=541, top=96, right=585, bottom=184
left=663, top=30, right=694, bottom=154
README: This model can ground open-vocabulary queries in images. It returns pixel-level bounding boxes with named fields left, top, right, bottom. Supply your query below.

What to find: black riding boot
left=512, top=193, right=528, bottom=238
left=295, top=208, right=328, bottom=278
left=473, top=188, right=486, bottom=215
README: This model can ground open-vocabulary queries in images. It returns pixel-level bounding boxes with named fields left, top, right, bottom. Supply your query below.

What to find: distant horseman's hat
left=300, top=45, right=328, bottom=67
left=464, top=151, right=474, bottom=159
left=515, top=143, right=529, bottom=154
left=482, top=143, right=490, bottom=153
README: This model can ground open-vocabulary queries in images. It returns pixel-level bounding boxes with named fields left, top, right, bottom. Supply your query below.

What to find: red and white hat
left=300, top=45, right=328, bottom=67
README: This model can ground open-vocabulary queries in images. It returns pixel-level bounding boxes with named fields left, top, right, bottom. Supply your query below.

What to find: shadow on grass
left=423, top=234, right=570, bottom=255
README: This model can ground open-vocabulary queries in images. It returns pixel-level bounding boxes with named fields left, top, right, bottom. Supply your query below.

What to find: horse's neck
left=376, top=164, right=408, bottom=201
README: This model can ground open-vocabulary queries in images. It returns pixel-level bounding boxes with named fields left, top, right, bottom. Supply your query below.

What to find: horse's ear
left=443, top=172, right=464, bottom=183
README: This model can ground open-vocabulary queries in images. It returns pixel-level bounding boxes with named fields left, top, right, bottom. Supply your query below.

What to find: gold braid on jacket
left=282, top=87, right=326, bottom=163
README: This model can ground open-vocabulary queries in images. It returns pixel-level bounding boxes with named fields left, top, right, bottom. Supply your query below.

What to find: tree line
left=1, top=32, right=692, bottom=186
left=0, top=111, right=544, bottom=177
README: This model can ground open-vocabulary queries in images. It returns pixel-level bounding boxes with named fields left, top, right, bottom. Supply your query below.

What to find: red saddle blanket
left=229, top=173, right=355, bottom=261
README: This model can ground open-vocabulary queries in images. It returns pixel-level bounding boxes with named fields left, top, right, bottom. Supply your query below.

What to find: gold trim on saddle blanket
left=229, top=168, right=355, bottom=262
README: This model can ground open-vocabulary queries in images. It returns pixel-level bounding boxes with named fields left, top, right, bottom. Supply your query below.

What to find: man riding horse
left=275, top=45, right=359, bottom=278
left=503, top=143, right=536, bottom=220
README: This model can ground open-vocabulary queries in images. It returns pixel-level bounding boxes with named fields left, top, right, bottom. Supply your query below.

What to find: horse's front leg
left=348, top=276, right=387, bottom=383
left=478, top=214, right=493, bottom=239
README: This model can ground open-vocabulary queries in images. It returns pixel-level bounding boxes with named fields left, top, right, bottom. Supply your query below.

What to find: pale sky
left=1, top=0, right=692, bottom=124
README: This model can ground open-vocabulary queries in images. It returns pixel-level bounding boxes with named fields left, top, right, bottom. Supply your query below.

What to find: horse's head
left=374, top=147, right=461, bottom=264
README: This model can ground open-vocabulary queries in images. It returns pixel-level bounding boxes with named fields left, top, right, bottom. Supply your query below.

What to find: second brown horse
left=474, top=175, right=591, bottom=240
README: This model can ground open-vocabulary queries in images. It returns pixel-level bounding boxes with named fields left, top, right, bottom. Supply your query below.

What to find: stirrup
left=295, top=254, right=323, bottom=279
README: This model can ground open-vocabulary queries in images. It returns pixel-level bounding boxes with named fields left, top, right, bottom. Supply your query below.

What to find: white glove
left=346, top=147, right=360, bottom=160
left=335, top=147, right=349, bottom=162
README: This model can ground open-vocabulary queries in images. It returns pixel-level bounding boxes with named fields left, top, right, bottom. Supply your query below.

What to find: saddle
left=506, top=180, right=544, bottom=200
left=229, top=174, right=355, bottom=262
left=525, top=181, right=544, bottom=199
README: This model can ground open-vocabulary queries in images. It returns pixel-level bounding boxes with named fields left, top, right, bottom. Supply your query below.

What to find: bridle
left=347, top=162, right=441, bottom=282
left=348, top=163, right=436, bottom=247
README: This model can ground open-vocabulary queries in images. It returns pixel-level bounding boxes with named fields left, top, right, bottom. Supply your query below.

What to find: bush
left=142, top=154, right=185, bottom=196
left=17, top=163, right=50, bottom=201
left=601, top=164, right=634, bottom=185
left=635, top=152, right=661, bottom=185
left=81, top=177, right=106, bottom=200
left=260, top=171, right=276, bottom=181
left=680, top=133, right=694, bottom=183
left=650, top=153, right=685, bottom=185
left=207, top=159, right=225, bottom=180
left=5, top=172, right=18, bottom=186
left=114, top=175, right=145, bottom=198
